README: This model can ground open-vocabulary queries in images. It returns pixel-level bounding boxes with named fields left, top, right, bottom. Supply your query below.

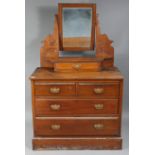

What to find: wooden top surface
left=30, top=67, right=123, bottom=80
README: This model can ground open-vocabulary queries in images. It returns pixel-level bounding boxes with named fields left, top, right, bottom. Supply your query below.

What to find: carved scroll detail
left=40, top=15, right=59, bottom=67
left=96, top=15, right=114, bottom=67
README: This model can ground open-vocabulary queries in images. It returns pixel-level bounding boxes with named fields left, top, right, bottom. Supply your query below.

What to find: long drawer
left=34, top=117, right=120, bottom=136
left=35, top=99, right=118, bottom=116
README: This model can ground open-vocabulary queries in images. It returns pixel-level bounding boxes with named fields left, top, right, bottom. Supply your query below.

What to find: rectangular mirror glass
left=63, top=8, right=92, bottom=49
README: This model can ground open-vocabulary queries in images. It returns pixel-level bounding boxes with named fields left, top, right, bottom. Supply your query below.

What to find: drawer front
left=35, top=99, right=118, bottom=116
left=35, top=118, right=120, bottom=136
left=78, top=83, right=119, bottom=98
left=54, top=62, right=101, bottom=72
left=34, top=82, right=76, bottom=96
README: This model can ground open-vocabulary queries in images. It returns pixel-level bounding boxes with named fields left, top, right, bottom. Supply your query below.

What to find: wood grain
left=35, top=98, right=118, bottom=116
left=78, top=82, right=119, bottom=98
left=30, top=67, right=124, bottom=80
left=34, top=117, right=120, bottom=136
left=96, top=15, right=114, bottom=67
left=33, top=137, right=122, bottom=150
left=54, top=62, right=101, bottom=72
left=63, top=37, right=91, bottom=48
left=34, top=82, right=76, bottom=96
left=40, top=15, right=59, bottom=68
left=30, top=68, right=124, bottom=149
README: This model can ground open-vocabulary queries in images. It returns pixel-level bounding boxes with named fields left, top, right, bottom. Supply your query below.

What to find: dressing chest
left=30, top=3, right=124, bottom=150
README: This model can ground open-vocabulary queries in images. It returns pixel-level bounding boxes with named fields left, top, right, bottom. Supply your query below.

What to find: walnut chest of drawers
left=30, top=67, right=123, bottom=150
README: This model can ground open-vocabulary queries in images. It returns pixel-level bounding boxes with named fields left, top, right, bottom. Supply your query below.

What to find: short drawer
left=34, top=82, right=76, bottom=96
left=35, top=117, right=120, bottom=136
left=78, top=82, right=119, bottom=98
left=35, top=99, right=118, bottom=116
left=54, top=62, right=101, bottom=72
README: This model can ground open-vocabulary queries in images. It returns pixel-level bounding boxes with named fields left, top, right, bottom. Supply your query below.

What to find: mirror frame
left=58, top=3, right=96, bottom=51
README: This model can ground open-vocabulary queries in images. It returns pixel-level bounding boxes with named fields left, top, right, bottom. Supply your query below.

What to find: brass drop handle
left=94, top=88, right=104, bottom=94
left=73, top=64, right=81, bottom=70
left=51, top=124, right=60, bottom=130
left=94, top=124, right=104, bottom=130
left=50, top=104, right=60, bottom=110
left=50, top=87, right=60, bottom=94
left=94, top=104, right=104, bottom=110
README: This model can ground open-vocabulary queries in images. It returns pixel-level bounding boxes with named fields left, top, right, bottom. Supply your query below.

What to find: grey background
left=25, top=0, right=129, bottom=155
